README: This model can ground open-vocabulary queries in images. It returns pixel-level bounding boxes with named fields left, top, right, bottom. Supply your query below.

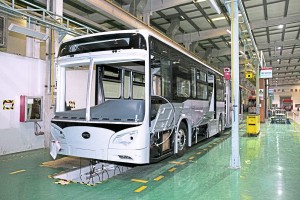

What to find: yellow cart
left=246, top=114, right=260, bottom=135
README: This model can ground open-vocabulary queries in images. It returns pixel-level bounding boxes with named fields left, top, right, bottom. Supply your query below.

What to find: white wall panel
left=272, top=85, right=300, bottom=110
left=0, top=52, right=46, bottom=155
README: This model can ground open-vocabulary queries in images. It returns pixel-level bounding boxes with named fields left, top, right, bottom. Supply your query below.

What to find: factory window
left=0, top=15, right=6, bottom=47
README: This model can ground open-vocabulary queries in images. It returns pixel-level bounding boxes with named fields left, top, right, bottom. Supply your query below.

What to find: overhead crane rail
left=0, top=0, right=99, bottom=37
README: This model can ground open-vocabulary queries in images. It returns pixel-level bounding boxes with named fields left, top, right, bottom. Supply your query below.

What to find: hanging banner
left=3, top=100, right=14, bottom=110
left=260, top=68, right=272, bottom=78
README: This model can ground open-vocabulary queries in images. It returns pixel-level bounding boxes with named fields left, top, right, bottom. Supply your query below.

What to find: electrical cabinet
left=20, top=95, right=43, bottom=122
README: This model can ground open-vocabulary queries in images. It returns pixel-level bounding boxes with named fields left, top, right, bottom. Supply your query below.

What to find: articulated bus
left=50, top=29, right=227, bottom=164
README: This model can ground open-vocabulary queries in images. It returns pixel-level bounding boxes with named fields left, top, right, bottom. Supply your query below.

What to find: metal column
left=230, top=0, right=241, bottom=169
left=256, top=60, right=260, bottom=114
left=225, top=80, right=231, bottom=128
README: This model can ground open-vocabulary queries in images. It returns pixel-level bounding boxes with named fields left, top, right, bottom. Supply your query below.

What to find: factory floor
left=1, top=120, right=300, bottom=200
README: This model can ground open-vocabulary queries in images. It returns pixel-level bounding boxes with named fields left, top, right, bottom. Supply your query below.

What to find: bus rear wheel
left=216, top=116, right=223, bottom=137
left=174, top=123, right=187, bottom=158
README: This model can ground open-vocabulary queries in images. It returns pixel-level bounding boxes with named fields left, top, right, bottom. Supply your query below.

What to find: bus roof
left=61, top=29, right=223, bottom=76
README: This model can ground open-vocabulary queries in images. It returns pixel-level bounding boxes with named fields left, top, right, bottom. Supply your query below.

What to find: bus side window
left=191, top=68, right=197, bottom=98
left=152, top=75, right=161, bottom=96
left=160, top=59, right=171, bottom=99
left=196, top=70, right=208, bottom=100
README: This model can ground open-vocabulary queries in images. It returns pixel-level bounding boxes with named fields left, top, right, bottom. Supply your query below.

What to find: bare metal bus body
left=50, top=30, right=225, bottom=164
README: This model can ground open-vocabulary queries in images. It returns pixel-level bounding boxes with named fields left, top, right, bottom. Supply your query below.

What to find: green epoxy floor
left=1, top=121, right=300, bottom=200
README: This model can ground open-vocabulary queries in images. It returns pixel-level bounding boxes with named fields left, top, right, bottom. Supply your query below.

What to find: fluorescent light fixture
left=278, top=24, right=284, bottom=29
left=207, top=0, right=221, bottom=14
left=277, top=46, right=281, bottom=50
left=193, top=0, right=206, bottom=3
left=180, top=15, right=185, bottom=20
left=226, top=29, right=231, bottom=34
left=277, top=59, right=281, bottom=62
left=239, top=51, right=245, bottom=55
left=212, top=16, right=226, bottom=21
left=212, top=13, right=242, bottom=21
left=8, top=23, right=49, bottom=40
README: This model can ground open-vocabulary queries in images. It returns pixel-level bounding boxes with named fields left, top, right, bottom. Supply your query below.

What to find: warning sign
left=3, top=100, right=14, bottom=110
left=68, top=101, right=75, bottom=108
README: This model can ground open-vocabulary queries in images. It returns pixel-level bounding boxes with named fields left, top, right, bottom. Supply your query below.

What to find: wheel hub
left=177, top=129, right=186, bottom=151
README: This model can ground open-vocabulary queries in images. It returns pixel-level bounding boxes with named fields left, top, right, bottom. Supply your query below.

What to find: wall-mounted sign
left=259, top=89, right=264, bottom=99
left=3, top=100, right=14, bottom=110
left=260, top=68, right=272, bottom=78
left=269, top=89, right=274, bottom=96
left=68, top=101, right=75, bottom=109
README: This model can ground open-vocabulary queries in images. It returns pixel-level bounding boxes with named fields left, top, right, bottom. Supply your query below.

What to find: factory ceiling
left=5, top=0, right=300, bottom=87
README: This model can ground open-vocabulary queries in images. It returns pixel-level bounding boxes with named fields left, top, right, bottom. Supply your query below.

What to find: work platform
left=1, top=121, right=300, bottom=200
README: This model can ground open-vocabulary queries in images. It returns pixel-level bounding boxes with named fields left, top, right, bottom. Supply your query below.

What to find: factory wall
left=0, top=52, right=47, bottom=155
left=271, top=85, right=300, bottom=110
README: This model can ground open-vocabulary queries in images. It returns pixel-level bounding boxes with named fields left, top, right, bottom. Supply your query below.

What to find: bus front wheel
left=174, top=123, right=187, bottom=158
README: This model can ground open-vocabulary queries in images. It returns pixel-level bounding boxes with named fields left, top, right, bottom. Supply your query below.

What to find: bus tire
left=174, top=123, right=188, bottom=158
left=216, top=115, right=223, bottom=137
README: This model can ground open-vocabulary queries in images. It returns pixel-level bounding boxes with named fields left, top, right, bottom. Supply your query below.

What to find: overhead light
left=277, top=67, right=279, bottom=70
left=193, top=0, right=206, bottom=3
left=212, top=13, right=242, bottom=21
left=212, top=16, right=226, bottom=21
left=180, top=15, right=185, bottom=20
left=277, top=47, right=282, bottom=50
left=207, top=0, right=221, bottom=14
left=277, top=59, right=281, bottom=62
left=226, top=29, right=231, bottom=34
left=8, top=23, right=48, bottom=40
left=278, top=24, right=284, bottom=29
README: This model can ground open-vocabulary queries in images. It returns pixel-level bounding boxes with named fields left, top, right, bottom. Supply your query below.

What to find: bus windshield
left=60, top=59, right=145, bottom=106
left=58, top=33, right=147, bottom=57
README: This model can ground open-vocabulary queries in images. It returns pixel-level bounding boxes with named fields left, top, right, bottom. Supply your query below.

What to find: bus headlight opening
left=113, top=130, right=138, bottom=145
